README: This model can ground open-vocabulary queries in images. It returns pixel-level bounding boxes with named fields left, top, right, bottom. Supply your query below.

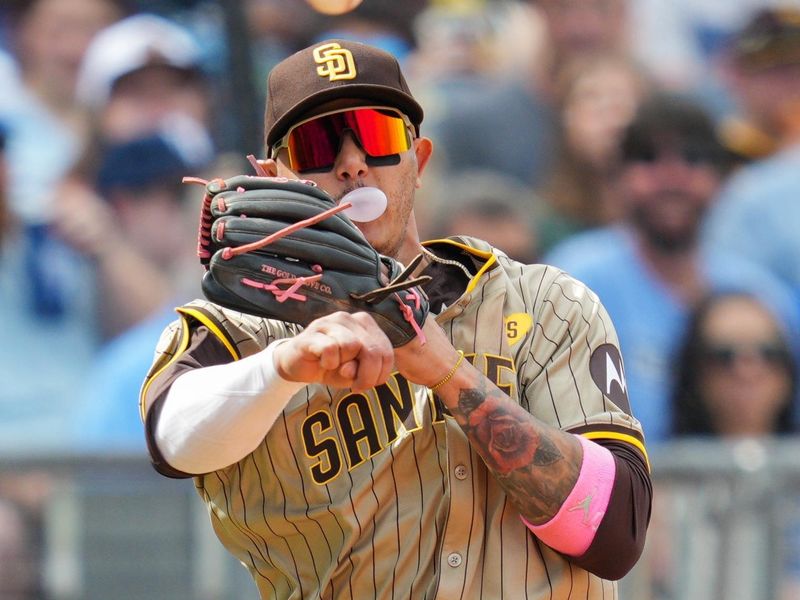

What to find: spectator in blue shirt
left=704, top=7, right=800, bottom=312
left=546, top=92, right=797, bottom=444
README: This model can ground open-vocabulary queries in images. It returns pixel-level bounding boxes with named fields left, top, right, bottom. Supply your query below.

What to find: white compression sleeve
left=155, top=340, right=306, bottom=474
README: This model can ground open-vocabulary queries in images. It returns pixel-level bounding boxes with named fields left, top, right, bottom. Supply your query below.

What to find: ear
left=413, top=136, right=434, bottom=188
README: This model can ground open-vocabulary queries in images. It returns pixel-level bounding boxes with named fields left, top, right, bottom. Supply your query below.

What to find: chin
left=358, top=221, right=385, bottom=246
left=367, top=235, right=399, bottom=258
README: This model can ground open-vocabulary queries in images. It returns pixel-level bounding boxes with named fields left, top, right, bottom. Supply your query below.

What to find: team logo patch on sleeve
left=504, top=313, right=532, bottom=346
left=589, top=344, right=631, bottom=414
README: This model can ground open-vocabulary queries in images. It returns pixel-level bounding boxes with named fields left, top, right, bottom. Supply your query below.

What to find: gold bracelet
left=430, top=351, right=465, bottom=391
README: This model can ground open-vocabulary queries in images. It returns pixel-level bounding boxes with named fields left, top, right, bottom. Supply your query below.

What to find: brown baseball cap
left=264, top=39, right=424, bottom=148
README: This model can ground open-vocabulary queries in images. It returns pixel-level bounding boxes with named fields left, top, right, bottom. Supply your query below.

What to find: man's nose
left=334, top=132, right=368, bottom=180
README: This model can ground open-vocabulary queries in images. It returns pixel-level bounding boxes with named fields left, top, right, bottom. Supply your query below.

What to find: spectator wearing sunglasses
left=669, top=290, right=800, bottom=600
left=141, top=39, right=652, bottom=598
left=672, top=291, right=798, bottom=437
left=545, top=92, right=797, bottom=445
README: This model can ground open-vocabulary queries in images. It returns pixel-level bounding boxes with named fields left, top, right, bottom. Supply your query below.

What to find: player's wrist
left=269, top=338, right=295, bottom=381
left=429, top=350, right=466, bottom=391
left=258, top=340, right=307, bottom=396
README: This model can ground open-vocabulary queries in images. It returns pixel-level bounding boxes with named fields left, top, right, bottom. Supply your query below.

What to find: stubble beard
left=367, top=171, right=418, bottom=259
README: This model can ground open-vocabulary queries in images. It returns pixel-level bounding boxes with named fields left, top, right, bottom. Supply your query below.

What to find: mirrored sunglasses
left=271, top=107, right=413, bottom=173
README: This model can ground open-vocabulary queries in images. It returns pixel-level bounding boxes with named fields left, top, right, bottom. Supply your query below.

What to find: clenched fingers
left=276, top=312, right=394, bottom=390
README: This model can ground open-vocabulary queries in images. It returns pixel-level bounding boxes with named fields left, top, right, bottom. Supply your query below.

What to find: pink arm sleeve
left=520, top=435, right=616, bottom=556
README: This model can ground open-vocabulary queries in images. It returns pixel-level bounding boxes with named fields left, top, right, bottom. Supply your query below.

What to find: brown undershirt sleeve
left=558, top=439, right=652, bottom=580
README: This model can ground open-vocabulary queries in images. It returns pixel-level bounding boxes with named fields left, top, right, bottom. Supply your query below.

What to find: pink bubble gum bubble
left=340, top=187, right=387, bottom=222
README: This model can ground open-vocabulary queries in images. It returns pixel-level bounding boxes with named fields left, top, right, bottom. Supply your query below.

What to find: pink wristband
left=520, top=435, right=616, bottom=556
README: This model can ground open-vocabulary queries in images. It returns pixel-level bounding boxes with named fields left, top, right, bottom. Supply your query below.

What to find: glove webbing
left=350, top=253, right=427, bottom=303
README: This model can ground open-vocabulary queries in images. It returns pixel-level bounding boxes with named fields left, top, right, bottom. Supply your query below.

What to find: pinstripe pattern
left=142, top=237, right=644, bottom=599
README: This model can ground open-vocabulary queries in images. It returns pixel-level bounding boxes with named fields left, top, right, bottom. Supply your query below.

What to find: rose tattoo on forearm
left=459, top=389, right=562, bottom=473
left=451, top=380, right=579, bottom=522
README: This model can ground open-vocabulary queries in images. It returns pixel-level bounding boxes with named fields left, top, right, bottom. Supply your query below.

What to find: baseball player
left=141, top=40, right=652, bottom=599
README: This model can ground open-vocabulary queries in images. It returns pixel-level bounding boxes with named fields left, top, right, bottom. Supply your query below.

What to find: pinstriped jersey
left=140, top=236, right=647, bottom=599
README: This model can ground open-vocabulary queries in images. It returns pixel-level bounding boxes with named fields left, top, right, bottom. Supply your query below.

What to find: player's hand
left=272, top=311, right=394, bottom=391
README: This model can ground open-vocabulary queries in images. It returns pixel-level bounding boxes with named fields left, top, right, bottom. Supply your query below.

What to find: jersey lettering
left=375, top=377, right=423, bottom=442
left=302, top=411, right=343, bottom=484
left=302, top=353, right=516, bottom=484
left=337, top=394, right=382, bottom=469
left=485, top=354, right=515, bottom=397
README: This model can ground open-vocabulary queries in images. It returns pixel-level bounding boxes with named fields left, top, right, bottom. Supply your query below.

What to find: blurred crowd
left=1, top=0, right=800, bottom=597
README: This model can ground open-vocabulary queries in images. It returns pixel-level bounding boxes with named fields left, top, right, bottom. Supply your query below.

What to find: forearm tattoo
left=450, top=378, right=581, bottom=523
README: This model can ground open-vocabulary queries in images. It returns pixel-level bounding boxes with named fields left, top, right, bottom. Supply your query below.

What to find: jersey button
left=447, top=553, right=462, bottom=568
left=454, top=465, right=468, bottom=480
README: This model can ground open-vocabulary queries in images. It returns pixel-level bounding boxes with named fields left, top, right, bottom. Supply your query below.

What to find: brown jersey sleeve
left=144, top=326, right=239, bottom=478
left=566, top=438, right=652, bottom=580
